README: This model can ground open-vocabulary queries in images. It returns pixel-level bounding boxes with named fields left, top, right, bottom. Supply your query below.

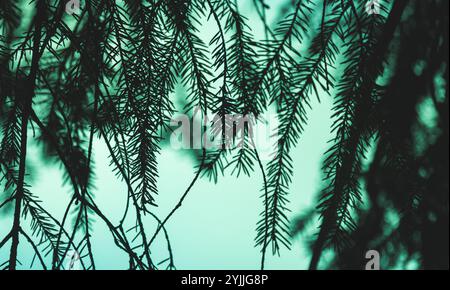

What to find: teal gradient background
left=2, top=0, right=429, bottom=270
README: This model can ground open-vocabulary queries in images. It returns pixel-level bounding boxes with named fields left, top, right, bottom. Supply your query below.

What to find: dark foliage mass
left=0, top=0, right=448, bottom=270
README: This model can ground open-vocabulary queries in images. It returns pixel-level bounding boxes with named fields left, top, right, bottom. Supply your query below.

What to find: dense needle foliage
left=0, top=0, right=448, bottom=270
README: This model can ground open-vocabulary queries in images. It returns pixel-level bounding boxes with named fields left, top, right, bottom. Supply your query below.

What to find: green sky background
left=0, top=0, right=366, bottom=269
